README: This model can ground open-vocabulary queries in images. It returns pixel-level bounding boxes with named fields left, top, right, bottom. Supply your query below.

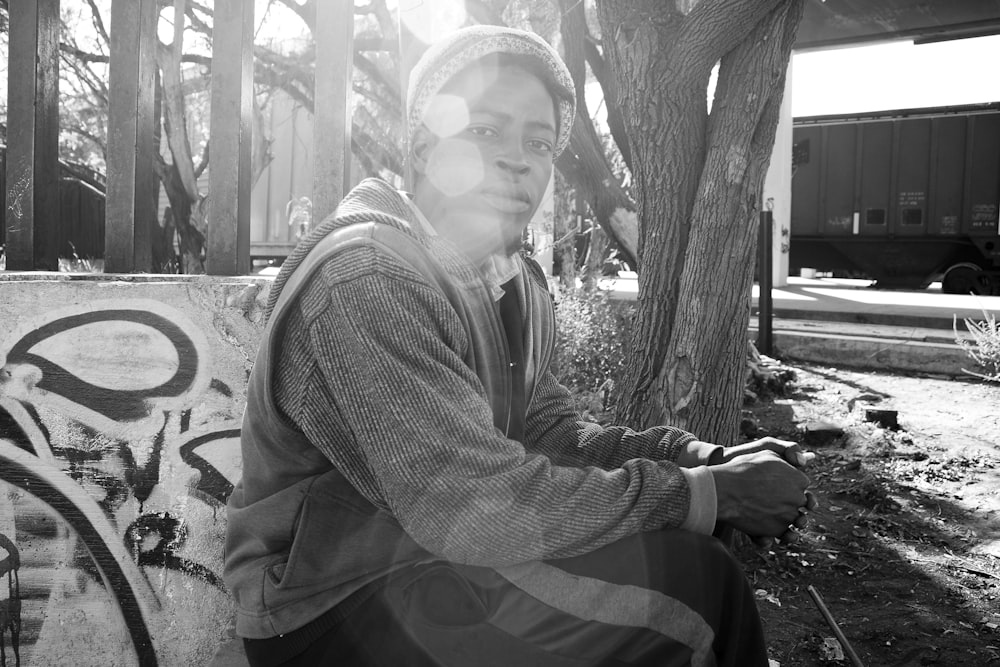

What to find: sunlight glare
left=425, top=138, right=484, bottom=197
left=398, top=0, right=467, bottom=45
left=423, top=94, right=471, bottom=138
left=157, top=5, right=179, bottom=45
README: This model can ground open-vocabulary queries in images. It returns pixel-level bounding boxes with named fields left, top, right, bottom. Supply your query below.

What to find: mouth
left=480, top=186, right=532, bottom=214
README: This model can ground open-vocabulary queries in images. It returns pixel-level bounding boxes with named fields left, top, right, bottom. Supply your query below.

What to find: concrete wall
left=0, top=274, right=270, bottom=666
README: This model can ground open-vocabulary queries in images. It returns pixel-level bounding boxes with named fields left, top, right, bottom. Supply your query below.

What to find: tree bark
left=597, top=0, right=802, bottom=444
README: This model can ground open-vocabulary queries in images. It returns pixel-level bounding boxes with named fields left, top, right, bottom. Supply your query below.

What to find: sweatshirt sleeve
left=524, top=370, right=717, bottom=534
left=524, top=370, right=699, bottom=468
left=295, top=248, right=696, bottom=566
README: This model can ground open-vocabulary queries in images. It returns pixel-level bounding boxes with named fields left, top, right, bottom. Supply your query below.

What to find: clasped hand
left=710, top=437, right=818, bottom=548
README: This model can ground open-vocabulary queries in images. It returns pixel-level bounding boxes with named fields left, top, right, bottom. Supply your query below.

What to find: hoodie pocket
left=264, top=471, right=425, bottom=597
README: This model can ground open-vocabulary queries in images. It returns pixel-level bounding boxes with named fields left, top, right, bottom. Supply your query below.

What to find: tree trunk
left=597, top=0, right=802, bottom=444
left=156, top=0, right=206, bottom=273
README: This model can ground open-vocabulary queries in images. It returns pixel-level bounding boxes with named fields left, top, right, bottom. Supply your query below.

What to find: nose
left=495, top=141, right=530, bottom=176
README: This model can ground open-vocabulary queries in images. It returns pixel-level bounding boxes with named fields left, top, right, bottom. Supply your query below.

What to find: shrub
left=551, top=288, right=633, bottom=409
left=955, top=308, right=1000, bottom=382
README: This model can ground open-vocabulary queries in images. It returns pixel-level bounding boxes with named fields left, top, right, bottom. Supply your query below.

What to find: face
left=411, top=63, right=558, bottom=264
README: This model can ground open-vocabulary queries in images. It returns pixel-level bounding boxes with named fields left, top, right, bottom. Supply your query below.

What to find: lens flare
left=425, top=138, right=484, bottom=198
left=423, top=95, right=470, bottom=138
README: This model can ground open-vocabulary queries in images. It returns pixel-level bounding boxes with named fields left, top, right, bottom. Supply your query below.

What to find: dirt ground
left=740, top=363, right=1000, bottom=666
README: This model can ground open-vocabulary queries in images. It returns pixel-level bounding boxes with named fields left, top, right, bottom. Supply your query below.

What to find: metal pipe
left=757, top=208, right=774, bottom=356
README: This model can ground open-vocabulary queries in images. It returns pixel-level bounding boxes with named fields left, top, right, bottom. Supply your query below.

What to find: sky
left=790, top=34, right=1000, bottom=117
left=584, top=33, right=1000, bottom=123
left=2, top=12, right=999, bottom=132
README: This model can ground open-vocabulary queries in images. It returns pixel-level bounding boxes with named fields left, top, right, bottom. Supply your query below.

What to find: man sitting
left=225, top=25, right=815, bottom=667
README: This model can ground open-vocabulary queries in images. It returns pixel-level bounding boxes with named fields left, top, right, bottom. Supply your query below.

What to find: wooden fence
left=3, top=0, right=354, bottom=275
left=0, top=148, right=106, bottom=262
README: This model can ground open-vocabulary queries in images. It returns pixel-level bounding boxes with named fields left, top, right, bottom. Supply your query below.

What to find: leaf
left=819, top=637, right=845, bottom=661
left=754, top=588, right=782, bottom=607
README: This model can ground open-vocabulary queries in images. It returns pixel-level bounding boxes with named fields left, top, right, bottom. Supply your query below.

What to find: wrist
left=708, top=465, right=738, bottom=522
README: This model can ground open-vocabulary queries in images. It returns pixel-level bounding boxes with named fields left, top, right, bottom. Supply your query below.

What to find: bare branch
left=354, top=35, right=394, bottom=52
left=83, top=0, right=110, bottom=47
left=193, top=140, right=210, bottom=179
left=583, top=35, right=631, bottom=170
left=64, top=126, right=107, bottom=154
left=157, top=0, right=201, bottom=201
left=353, top=52, right=400, bottom=107
left=60, top=43, right=211, bottom=67
left=466, top=0, right=508, bottom=24
left=559, top=0, right=638, bottom=266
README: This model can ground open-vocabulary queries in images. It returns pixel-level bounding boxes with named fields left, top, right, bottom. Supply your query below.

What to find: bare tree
left=596, top=0, right=802, bottom=443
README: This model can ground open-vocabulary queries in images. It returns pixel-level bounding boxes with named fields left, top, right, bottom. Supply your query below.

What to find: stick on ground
left=807, top=584, right=866, bottom=667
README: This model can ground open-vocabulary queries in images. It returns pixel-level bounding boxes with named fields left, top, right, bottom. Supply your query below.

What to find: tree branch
left=559, top=0, right=638, bottom=267
left=679, top=0, right=787, bottom=75
left=583, top=35, right=632, bottom=170
left=60, top=43, right=211, bottom=67
left=193, top=139, right=210, bottom=179
left=465, top=0, right=506, bottom=25
left=83, top=0, right=110, bottom=47
left=275, top=0, right=314, bottom=31
left=157, top=0, right=201, bottom=201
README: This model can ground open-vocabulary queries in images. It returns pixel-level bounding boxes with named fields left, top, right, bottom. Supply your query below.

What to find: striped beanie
left=406, top=25, right=576, bottom=157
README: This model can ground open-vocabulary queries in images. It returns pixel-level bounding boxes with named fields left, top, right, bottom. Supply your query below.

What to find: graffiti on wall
left=0, top=298, right=247, bottom=666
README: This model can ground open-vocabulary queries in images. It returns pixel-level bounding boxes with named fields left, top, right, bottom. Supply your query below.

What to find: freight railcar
left=790, top=103, right=1000, bottom=294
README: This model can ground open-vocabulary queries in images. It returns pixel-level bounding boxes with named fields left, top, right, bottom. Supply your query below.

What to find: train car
left=790, top=103, right=1000, bottom=294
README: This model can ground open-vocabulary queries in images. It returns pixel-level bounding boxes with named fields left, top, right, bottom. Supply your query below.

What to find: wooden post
left=206, top=0, right=254, bottom=275
left=312, top=0, right=355, bottom=223
left=5, top=0, right=60, bottom=271
left=106, top=0, right=157, bottom=273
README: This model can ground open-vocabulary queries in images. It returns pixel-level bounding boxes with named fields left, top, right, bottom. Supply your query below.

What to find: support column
left=762, top=59, right=794, bottom=287
left=312, top=0, right=355, bottom=223
left=207, top=0, right=254, bottom=275
left=106, top=0, right=157, bottom=273
left=5, top=0, right=60, bottom=271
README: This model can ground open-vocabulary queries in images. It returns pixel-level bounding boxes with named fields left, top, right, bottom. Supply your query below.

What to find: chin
left=502, top=236, right=524, bottom=256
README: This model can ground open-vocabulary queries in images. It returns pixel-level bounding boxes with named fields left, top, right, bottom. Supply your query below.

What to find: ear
left=410, top=125, right=436, bottom=176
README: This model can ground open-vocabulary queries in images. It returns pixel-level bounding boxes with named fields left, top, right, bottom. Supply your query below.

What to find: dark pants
left=246, top=529, right=768, bottom=667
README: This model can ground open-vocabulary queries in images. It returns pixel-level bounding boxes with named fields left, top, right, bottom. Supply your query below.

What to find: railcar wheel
left=941, top=263, right=993, bottom=295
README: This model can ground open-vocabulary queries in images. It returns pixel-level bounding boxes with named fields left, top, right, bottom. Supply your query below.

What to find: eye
left=527, top=138, right=554, bottom=154
left=467, top=125, right=499, bottom=138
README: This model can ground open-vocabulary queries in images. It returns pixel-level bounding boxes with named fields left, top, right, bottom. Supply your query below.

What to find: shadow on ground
left=742, top=365, right=1000, bottom=666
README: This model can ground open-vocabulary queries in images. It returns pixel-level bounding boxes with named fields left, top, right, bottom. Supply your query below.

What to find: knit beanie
left=406, top=25, right=577, bottom=157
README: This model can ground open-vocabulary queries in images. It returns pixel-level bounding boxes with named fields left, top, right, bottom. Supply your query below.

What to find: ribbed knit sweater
left=224, top=178, right=719, bottom=638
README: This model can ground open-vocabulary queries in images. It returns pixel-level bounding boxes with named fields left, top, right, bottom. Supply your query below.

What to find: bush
left=551, top=288, right=633, bottom=408
left=955, top=308, right=1000, bottom=382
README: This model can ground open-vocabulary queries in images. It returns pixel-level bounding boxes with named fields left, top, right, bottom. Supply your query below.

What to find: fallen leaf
left=819, top=637, right=845, bottom=661
left=754, top=588, right=782, bottom=607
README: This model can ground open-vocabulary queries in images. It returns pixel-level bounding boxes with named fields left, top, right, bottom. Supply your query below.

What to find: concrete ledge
left=756, top=306, right=975, bottom=332
left=0, top=275, right=273, bottom=665
left=754, top=327, right=973, bottom=376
